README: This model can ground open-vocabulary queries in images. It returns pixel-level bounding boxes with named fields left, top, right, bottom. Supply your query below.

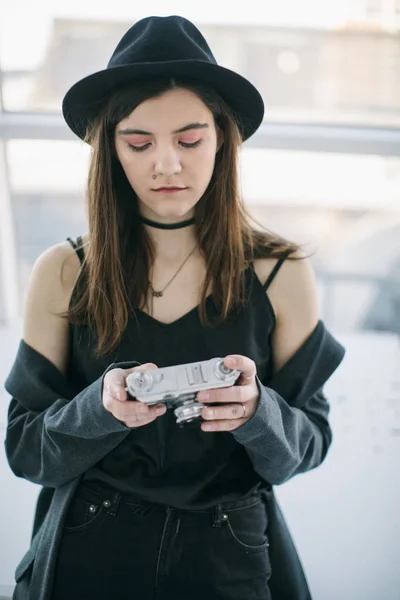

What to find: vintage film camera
left=125, top=357, right=241, bottom=427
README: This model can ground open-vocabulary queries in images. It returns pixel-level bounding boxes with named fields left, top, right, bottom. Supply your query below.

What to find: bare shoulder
left=22, top=239, right=84, bottom=374
left=26, top=240, right=82, bottom=310
left=254, top=249, right=318, bottom=320
left=254, top=249, right=319, bottom=371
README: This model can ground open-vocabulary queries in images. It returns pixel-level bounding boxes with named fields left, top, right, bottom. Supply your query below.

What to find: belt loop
left=212, top=503, right=222, bottom=528
left=104, top=491, right=121, bottom=517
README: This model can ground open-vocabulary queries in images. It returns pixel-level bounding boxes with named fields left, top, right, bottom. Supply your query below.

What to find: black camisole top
left=66, top=236, right=287, bottom=510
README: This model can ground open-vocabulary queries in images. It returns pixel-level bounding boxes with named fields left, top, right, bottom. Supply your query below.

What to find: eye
left=179, top=140, right=202, bottom=149
left=126, top=142, right=151, bottom=152
left=126, top=140, right=202, bottom=152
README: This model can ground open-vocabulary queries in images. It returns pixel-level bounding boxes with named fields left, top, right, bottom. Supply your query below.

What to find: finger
left=116, top=400, right=165, bottom=420
left=116, top=400, right=151, bottom=420
left=128, top=404, right=166, bottom=427
left=103, top=373, right=127, bottom=402
left=117, top=402, right=166, bottom=426
left=223, top=355, right=257, bottom=382
left=201, top=419, right=244, bottom=433
left=202, top=403, right=246, bottom=421
left=197, top=386, right=249, bottom=404
left=125, top=362, right=158, bottom=375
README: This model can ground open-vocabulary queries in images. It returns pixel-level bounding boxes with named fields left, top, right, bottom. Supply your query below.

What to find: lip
left=152, top=187, right=187, bottom=194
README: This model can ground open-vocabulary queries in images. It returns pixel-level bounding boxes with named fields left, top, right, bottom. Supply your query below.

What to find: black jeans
left=51, top=481, right=272, bottom=600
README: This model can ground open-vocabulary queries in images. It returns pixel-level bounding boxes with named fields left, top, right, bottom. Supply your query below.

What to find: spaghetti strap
left=262, top=251, right=291, bottom=292
left=66, top=236, right=85, bottom=266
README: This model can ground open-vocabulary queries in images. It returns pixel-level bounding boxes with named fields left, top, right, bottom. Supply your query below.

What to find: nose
left=154, top=145, right=182, bottom=177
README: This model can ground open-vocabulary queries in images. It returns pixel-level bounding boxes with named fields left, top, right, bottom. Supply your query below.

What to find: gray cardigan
left=4, top=320, right=344, bottom=600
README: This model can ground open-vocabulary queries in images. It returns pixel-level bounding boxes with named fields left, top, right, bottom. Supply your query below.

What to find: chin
left=149, top=205, right=195, bottom=221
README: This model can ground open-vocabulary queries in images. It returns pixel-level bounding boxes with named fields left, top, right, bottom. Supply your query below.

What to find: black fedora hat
left=62, top=15, right=264, bottom=142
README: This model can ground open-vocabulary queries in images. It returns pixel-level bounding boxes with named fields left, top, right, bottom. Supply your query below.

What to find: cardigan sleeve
left=232, top=320, right=345, bottom=485
left=232, top=383, right=332, bottom=485
left=4, top=340, right=137, bottom=488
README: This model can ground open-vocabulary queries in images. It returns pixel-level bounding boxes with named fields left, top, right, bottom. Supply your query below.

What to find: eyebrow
left=118, top=122, right=209, bottom=136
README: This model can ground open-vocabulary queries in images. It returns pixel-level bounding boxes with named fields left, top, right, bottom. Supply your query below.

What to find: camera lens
left=178, top=414, right=203, bottom=428
left=174, top=400, right=203, bottom=427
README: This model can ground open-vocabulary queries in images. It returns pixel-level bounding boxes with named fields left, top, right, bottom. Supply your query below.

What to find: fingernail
left=227, top=357, right=237, bottom=367
left=156, top=405, right=166, bottom=415
left=198, top=392, right=209, bottom=401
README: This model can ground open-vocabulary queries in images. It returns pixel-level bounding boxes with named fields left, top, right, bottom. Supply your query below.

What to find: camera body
left=125, top=357, right=241, bottom=427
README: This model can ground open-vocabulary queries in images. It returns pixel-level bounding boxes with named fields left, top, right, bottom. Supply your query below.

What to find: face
left=114, top=87, right=220, bottom=222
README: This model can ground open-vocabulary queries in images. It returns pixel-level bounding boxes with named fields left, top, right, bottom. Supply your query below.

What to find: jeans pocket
left=63, top=489, right=108, bottom=533
left=224, top=499, right=270, bottom=554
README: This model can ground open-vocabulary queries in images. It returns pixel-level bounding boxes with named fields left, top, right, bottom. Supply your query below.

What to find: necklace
left=148, top=244, right=198, bottom=314
left=139, top=215, right=195, bottom=230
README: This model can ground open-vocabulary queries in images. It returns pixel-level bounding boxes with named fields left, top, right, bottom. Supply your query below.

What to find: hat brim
left=62, top=60, right=264, bottom=142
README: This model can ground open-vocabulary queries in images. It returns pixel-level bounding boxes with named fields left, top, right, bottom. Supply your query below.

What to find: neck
left=139, top=215, right=195, bottom=230
left=141, top=217, right=198, bottom=263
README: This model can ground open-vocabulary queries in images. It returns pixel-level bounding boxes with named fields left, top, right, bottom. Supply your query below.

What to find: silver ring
left=239, top=403, right=246, bottom=418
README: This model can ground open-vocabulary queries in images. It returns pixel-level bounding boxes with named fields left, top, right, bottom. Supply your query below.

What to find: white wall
left=276, top=331, right=400, bottom=600
left=1, top=323, right=399, bottom=599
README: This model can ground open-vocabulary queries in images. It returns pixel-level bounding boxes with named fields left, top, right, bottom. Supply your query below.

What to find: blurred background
left=0, top=1, right=399, bottom=599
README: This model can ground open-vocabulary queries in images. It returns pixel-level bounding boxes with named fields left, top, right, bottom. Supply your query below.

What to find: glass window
left=241, top=148, right=400, bottom=335
left=6, top=139, right=89, bottom=308
left=1, top=4, right=400, bottom=126
left=6, top=139, right=400, bottom=334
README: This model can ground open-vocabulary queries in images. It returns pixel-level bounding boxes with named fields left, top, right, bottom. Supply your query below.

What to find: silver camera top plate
left=125, top=357, right=241, bottom=404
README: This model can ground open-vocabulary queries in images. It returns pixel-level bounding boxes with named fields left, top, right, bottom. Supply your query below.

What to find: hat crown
left=108, top=16, right=217, bottom=68
left=62, top=15, right=264, bottom=142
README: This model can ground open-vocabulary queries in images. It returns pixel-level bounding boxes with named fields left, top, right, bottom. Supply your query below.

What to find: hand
left=102, top=363, right=167, bottom=428
left=197, top=355, right=259, bottom=432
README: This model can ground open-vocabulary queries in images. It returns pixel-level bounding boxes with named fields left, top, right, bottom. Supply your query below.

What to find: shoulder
left=254, top=249, right=318, bottom=322
left=22, top=238, right=86, bottom=374
left=254, top=249, right=319, bottom=371
left=26, top=238, right=84, bottom=314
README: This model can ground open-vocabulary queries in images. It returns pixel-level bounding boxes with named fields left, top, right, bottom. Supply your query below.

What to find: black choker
left=139, top=215, right=195, bottom=230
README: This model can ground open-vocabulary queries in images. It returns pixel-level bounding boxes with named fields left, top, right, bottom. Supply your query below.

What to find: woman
left=4, top=15, right=345, bottom=600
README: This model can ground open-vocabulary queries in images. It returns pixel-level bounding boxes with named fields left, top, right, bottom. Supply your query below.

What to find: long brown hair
left=65, top=78, right=301, bottom=357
